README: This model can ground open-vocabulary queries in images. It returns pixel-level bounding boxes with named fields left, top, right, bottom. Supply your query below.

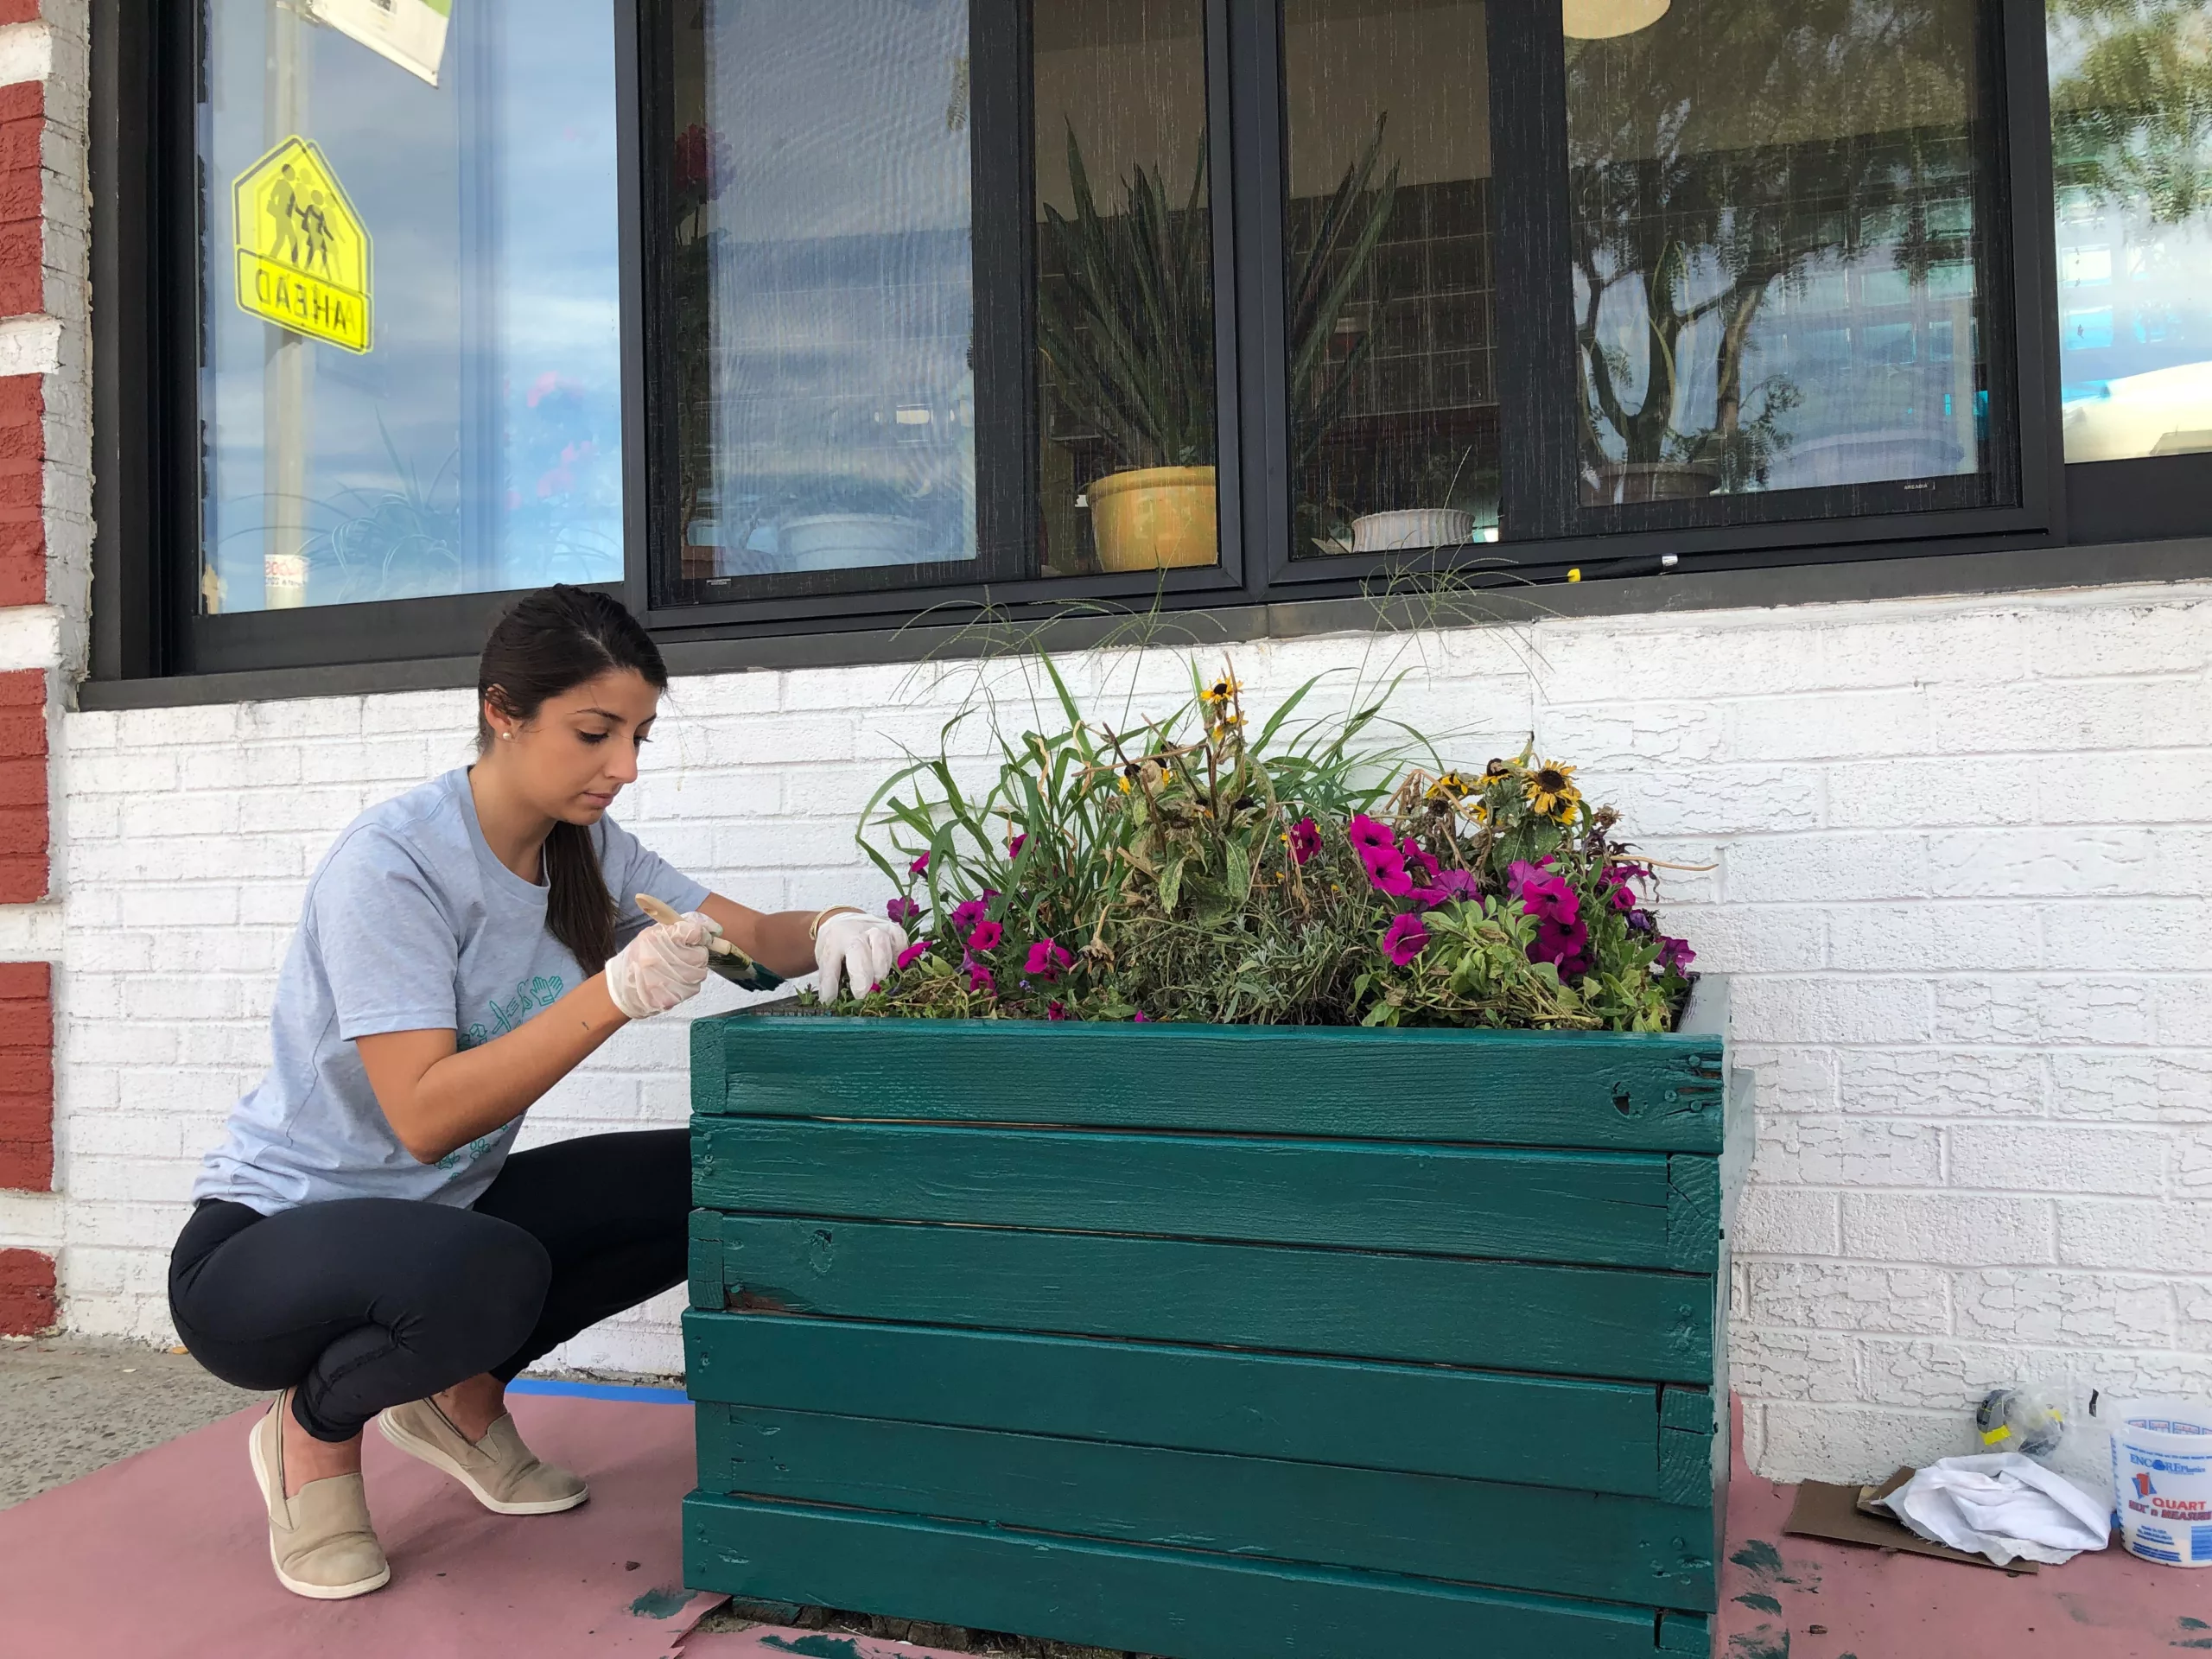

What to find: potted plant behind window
left=1037, top=130, right=1217, bottom=571
left=1040, top=126, right=1396, bottom=571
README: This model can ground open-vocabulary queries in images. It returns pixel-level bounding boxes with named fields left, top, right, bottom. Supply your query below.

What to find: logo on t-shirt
left=435, top=1130, right=505, bottom=1172
left=459, top=973, right=566, bottom=1052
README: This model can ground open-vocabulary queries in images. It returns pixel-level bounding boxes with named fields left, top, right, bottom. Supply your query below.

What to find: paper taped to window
left=308, top=0, right=453, bottom=88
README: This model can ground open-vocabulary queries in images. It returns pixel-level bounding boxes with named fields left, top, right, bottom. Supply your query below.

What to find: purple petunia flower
left=886, top=896, right=922, bottom=927
left=1347, top=814, right=1395, bottom=855
left=966, top=919, right=1004, bottom=953
left=1626, top=908, right=1656, bottom=936
left=1508, top=859, right=1580, bottom=927
left=1526, top=916, right=1591, bottom=980
left=1657, top=936, right=1697, bottom=975
left=1409, top=885, right=1452, bottom=909
left=1046, top=1000, right=1067, bottom=1021
left=895, top=940, right=931, bottom=969
left=909, top=853, right=929, bottom=876
left=1434, top=868, right=1480, bottom=899
left=1602, top=861, right=1646, bottom=913
left=1382, top=912, right=1429, bottom=965
left=1132, top=1010, right=1153, bottom=1022
left=1025, top=938, right=1073, bottom=982
left=961, top=955, right=995, bottom=995
left=950, top=898, right=990, bottom=933
left=1289, top=817, right=1321, bottom=865
left=1008, top=833, right=1027, bottom=858
left=1362, top=843, right=1414, bottom=897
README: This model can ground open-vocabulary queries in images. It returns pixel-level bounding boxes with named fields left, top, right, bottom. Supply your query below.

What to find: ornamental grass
left=817, top=658, right=1696, bottom=1032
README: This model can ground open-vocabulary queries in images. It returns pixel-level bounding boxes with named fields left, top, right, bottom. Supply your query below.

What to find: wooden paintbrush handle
left=633, top=892, right=740, bottom=957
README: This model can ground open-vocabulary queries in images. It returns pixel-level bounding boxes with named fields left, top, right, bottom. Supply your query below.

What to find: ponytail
left=476, top=585, right=669, bottom=975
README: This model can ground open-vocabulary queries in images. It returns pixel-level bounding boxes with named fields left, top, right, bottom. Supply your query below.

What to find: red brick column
left=0, top=665, right=44, bottom=899
left=0, top=958, right=51, bottom=1192
left=0, top=1247, right=55, bottom=1335
left=0, top=3, right=54, bottom=1335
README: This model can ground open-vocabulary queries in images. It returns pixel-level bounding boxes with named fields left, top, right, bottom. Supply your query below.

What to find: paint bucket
left=2108, top=1397, right=2212, bottom=1566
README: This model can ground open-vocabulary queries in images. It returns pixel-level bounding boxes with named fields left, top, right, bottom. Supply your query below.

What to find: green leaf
left=1157, top=855, right=1185, bottom=918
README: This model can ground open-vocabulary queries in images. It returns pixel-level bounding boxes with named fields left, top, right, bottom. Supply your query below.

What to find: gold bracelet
left=807, top=905, right=861, bottom=943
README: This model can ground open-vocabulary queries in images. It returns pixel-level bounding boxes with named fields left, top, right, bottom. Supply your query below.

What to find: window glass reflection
left=2050, top=0, right=2212, bottom=461
left=1284, top=0, right=1498, bottom=559
left=671, top=0, right=976, bottom=582
left=1034, top=0, right=1217, bottom=576
left=1565, top=0, right=1990, bottom=506
left=200, top=0, right=625, bottom=613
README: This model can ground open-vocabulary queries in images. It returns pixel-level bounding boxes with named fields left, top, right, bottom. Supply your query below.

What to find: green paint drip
left=761, top=1637, right=868, bottom=1659
left=2171, top=1641, right=2212, bottom=1650
left=2185, top=1620, right=2212, bottom=1631
left=1726, top=1630, right=1789, bottom=1659
left=628, top=1585, right=692, bottom=1618
left=1730, top=1539, right=1785, bottom=1576
left=1733, top=1592, right=1783, bottom=1614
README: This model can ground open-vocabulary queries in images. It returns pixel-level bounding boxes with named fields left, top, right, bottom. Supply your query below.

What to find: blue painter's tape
left=507, top=1377, right=689, bottom=1405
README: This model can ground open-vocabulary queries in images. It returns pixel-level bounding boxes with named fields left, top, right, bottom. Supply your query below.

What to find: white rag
left=1870, top=1452, right=2112, bottom=1567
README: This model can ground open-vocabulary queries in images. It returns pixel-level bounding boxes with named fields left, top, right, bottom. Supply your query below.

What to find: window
left=197, top=0, right=625, bottom=618
left=1282, top=0, right=1503, bottom=558
left=2049, top=0, right=2212, bottom=462
left=1559, top=1, right=1999, bottom=517
left=667, top=2, right=984, bottom=594
left=101, top=1, right=2182, bottom=683
left=1034, top=1, right=1219, bottom=581
left=658, top=0, right=1224, bottom=611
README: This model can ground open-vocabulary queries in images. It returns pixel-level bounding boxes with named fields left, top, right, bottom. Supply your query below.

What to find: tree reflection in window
left=1566, top=0, right=1988, bottom=505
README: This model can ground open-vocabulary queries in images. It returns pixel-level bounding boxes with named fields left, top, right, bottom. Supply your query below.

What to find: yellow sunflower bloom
left=1200, top=671, right=1241, bottom=706
left=1524, top=760, right=1582, bottom=822
left=1426, top=772, right=1471, bottom=802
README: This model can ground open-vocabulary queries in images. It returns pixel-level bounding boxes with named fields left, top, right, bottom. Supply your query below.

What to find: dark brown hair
left=477, top=585, right=669, bottom=974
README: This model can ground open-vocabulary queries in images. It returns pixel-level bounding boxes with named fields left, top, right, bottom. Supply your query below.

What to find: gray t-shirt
left=193, top=767, right=709, bottom=1214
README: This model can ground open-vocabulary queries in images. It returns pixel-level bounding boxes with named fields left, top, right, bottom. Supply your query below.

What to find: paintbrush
left=633, top=893, right=785, bottom=990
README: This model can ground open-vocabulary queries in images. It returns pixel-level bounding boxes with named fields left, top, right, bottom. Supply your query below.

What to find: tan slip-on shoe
left=378, top=1395, right=588, bottom=1516
left=247, top=1393, right=391, bottom=1601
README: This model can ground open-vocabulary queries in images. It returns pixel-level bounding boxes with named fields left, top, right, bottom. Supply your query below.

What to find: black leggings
left=168, top=1128, right=689, bottom=1443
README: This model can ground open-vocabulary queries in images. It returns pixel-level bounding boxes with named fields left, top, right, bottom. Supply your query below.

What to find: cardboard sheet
left=1784, top=1470, right=2037, bottom=1572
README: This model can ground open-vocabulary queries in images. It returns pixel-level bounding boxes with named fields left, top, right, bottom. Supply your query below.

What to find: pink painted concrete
left=1718, top=1414, right=2212, bottom=1659
left=0, top=1394, right=722, bottom=1656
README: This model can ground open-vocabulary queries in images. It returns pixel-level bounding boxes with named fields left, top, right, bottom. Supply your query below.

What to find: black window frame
left=86, top=0, right=2196, bottom=690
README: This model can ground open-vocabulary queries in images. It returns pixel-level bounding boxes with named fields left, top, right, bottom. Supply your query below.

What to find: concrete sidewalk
left=0, top=1334, right=257, bottom=1509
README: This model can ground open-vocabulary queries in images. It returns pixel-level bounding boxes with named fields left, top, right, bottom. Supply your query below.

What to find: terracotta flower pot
left=1088, top=465, right=1217, bottom=572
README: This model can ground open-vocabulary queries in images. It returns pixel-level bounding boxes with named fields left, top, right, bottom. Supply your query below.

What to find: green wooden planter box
left=682, top=982, right=1745, bottom=1659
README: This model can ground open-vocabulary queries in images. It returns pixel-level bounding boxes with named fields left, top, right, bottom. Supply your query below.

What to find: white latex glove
left=605, top=911, right=717, bottom=1020
left=816, top=911, right=908, bottom=1001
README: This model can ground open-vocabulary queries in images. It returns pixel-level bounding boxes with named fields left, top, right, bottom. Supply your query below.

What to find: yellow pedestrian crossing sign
left=232, top=137, right=372, bottom=353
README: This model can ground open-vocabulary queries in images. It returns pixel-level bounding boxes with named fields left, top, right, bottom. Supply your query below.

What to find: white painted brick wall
left=39, top=578, right=2212, bottom=1486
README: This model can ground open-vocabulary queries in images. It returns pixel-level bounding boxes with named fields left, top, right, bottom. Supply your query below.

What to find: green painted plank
left=694, top=1118, right=1683, bottom=1268
left=1658, top=1611, right=1713, bottom=1653
left=684, top=1492, right=1679, bottom=1659
left=695, top=1404, right=1716, bottom=1611
left=1668, top=1154, right=1720, bottom=1273
left=1659, top=1386, right=1716, bottom=1510
left=682, top=1309, right=1667, bottom=1495
left=696, top=1215, right=1716, bottom=1382
left=692, top=1012, right=1726, bottom=1153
